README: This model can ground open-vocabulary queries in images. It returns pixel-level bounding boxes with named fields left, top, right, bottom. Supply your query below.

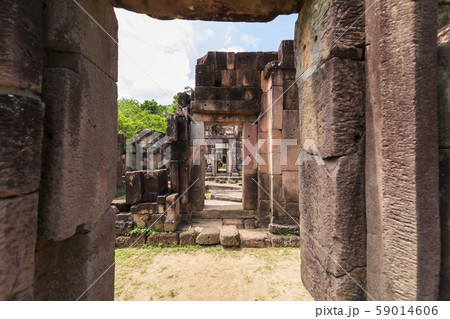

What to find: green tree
left=117, top=98, right=167, bottom=140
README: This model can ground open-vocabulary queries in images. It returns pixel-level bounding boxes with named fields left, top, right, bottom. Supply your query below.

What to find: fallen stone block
left=179, top=229, right=196, bottom=245
left=111, top=206, right=120, bottom=214
left=269, top=234, right=300, bottom=248
left=220, top=226, right=240, bottom=247
left=132, top=213, right=148, bottom=229
left=115, top=213, right=133, bottom=236
left=239, top=229, right=269, bottom=248
left=196, top=228, right=220, bottom=245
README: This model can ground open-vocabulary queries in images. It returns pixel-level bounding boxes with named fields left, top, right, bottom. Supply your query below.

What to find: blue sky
left=115, top=9, right=298, bottom=104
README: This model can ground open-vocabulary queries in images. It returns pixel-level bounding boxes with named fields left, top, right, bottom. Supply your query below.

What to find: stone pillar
left=35, top=0, right=118, bottom=300
left=0, top=0, right=43, bottom=301
left=295, top=0, right=366, bottom=300
left=438, top=25, right=450, bottom=300
left=365, top=0, right=440, bottom=300
left=189, top=121, right=206, bottom=211
left=117, top=134, right=125, bottom=187
left=242, top=123, right=258, bottom=210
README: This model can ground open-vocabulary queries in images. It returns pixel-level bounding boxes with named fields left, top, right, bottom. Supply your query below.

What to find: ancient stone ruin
left=0, top=0, right=449, bottom=301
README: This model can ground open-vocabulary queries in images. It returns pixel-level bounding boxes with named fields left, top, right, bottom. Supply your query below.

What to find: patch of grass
left=204, top=192, right=212, bottom=200
left=245, top=276, right=253, bottom=283
left=115, top=249, right=135, bottom=260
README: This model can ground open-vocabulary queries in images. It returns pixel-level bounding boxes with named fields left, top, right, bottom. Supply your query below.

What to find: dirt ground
left=114, top=246, right=313, bottom=301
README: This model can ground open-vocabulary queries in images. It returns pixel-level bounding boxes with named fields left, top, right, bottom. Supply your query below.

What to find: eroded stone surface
left=39, top=54, right=117, bottom=241
left=0, top=95, right=43, bottom=198
left=0, top=0, right=42, bottom=92
left=0, top=193, right=38, bottom=300
left=239, top=229, right=269, bottom=248
left=34, top=207, right=115, bottom=301
left=219, top=225, right=240, bottom=247
left=111, top=0, right=301, bottom=22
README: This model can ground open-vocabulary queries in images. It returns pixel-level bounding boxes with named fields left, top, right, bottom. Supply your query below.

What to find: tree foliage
left=117, top=97, right=177, bottom=140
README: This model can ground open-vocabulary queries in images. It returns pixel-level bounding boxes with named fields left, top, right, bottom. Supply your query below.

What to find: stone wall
left=294, top=0, right=366, bottom=300
left=259, top=41, right=301, bottom=232
left=33, top=0, right=118, bottom=300
left=365, top=0, right=440, bottom=300
left=438, top=24, right=450, bottom=300
left=0, top=0, right=43, bottom=301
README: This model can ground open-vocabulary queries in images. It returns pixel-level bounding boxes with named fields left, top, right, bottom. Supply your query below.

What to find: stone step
left=193, top=209, right=255, bottom=219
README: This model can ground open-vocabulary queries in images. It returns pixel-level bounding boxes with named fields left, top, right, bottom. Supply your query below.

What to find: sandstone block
left=159, top=232, right=179, bottom=246
left=43, top=0, right=118, bottom=81
left=115, top=213, right=133, bottom=236
left=147, top=214, right=165, bottom=232
left=111, top=199, right=131, bottom=212
left=439, top=26, right=450, bottom=149
left=298, top=57, right=364, bottom=159
left=0, top=0, right=42, bottom=92
left=0, top=193, right=38, bottom=300
left=301, top=245, right=366, bottom=301
left=244, top=219, right=256, bottom=229
left=283, top=82, right=298, bottom=110
left=179, top=229, right=196, bottom=245
left=239, top=229, right=269, bottom=248
left=196, top=228, right=220, bottom=245
left=0, top=95, right=43, bottom=198
left=269, top=234, right=300, bottom=248
left=268, top=223, right=299, bottom=236
left=219, top=225, right=240, bottom=247
left=164, top=193, right=180, bottom=232
left=223, top=219, right=244, bottom=229
left=130, top=202, right=158, bottom=215
left=116, top=232, right=146, bottom=249
left=34, top=207, right=115, bottom=300
left=281, top=171, right=299, bottom=203
left=39, top=54, right=117, bottom=241
left=299, top=147, right=365, bottom=280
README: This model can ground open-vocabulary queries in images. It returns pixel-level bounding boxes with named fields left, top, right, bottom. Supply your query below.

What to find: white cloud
left=241, top=33, right=261, bottom=49
left=217, top=46, right=246, bottom=52
left=115, top=9, right=196, bottom=104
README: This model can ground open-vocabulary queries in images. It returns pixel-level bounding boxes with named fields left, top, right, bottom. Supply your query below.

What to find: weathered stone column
left=0, top=0, right=43, bottom=300
left=295, top=0, right=366, bottom=300
left=365, top=0, right=440, bottom=300
left=35, top=0, right=118, bottom=300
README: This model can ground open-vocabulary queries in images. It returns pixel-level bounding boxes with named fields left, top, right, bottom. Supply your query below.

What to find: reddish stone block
left=0, top=95, right=43, bottom=198
left=0, top=0, right=42, bottom=92
left=43, top=0, right=118, bottom=81
left=236, top=69, right=260, bottom=87
left=34, top=207, right=115, bottom=300
left=195, top=64, right=215, bottom=86
left=0, top=193, right=38, bottom=300
left=125, top=171, right=143, bottom=205
left=164, top=194, right=180, bottom=232
left=39, top=54, right=117, bottom=241
left=166, top=114, right=178, bottom=142
left=130, top=202, right=158, bottom=215
left=115, top=213, right=133, bottom=236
